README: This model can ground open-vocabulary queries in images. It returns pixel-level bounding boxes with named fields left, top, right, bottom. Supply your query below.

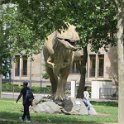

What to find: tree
left=114, top=0, right=124, bottom=123
left=65, top=0, right=117, bottom=98
left=2, top=1, right=117, bottom=98
left=0, top=4, right=13, bottom=97
left=0, top=3, right=44, bottom=76
left=0, top=4, right=12, bottom=78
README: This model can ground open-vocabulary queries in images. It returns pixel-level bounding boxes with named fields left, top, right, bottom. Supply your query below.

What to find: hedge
left=2, top=82, right=51, bottom=94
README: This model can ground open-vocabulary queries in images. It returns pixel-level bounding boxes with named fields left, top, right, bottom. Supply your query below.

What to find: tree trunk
left=76, top=46, right=87, bottom=98
left=117, top=12, right=124, bottom=124
left=0, top=74, right=2, bottom=98
left=115, top=0, right=124, bottom=123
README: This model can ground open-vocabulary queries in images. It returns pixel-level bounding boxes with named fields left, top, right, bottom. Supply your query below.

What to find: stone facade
left=86, top=45, right=118, bottom=85
left=11, top=45, right=118, bottom=87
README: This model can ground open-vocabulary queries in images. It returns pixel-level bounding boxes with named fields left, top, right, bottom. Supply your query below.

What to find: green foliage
left=91, top=101, right=118, bottom=107
left=2, top=83, right=21, bottom=92
left=0, top=5, right=12, bottom=76
left=9, top=0, right=117, bottom=51
left=42, top=72, right=49, bottom=79
left=64, top=0, right=117, bottom=50
left=2, top=83, right=12, bottom=92
left=2, top=83, right=51, bottom=94
left=1, top=4, right=43, bottom=56
left=31, top=86, right=51, bottom=94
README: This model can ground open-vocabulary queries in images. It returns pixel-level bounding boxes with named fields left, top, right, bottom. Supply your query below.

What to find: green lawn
left=0, top=99, right=118, bottom=124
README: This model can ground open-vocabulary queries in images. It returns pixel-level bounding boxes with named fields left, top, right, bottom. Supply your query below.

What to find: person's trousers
left=22, top=104, right=31, bottom=120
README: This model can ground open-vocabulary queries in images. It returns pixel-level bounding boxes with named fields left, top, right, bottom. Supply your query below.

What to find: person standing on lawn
left=16, top=81, right=34, bottom=123
left=83, top=87, right=97, bottom=115
left=83, top=87, right=92, bottom=114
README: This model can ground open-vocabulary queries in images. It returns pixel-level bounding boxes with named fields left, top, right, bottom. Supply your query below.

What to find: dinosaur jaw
left=57, top=37, right=78, bottom=51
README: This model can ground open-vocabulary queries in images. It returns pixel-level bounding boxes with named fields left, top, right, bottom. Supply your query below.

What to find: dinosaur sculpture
left=43, top=25, right=80, bottom=100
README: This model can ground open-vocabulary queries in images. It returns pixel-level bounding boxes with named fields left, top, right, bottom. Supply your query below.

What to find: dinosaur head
left=56, top=25, right=80, bottom=51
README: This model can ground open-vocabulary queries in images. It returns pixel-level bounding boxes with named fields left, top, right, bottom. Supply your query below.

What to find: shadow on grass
left=0, top=112, right=101, bottom=124
left=0, top=112, right=20, bottom=124
left=32, top=113, right=102, bottom=124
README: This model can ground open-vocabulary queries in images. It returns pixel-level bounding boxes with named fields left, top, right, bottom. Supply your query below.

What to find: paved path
left=1, top=92, right=118, bottom=102
left=1, top=92, right=48, bottom=99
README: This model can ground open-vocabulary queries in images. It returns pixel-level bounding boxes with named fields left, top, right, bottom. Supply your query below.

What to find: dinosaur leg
left=55, top=67, right=70, bottom=100
left=46, top=67, right=58, bottom=96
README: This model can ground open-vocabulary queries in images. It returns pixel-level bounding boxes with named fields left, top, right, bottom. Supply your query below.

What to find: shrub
left=2, top=83, right=13, bottom=92
left=42, top=72, right=49, bottom=79
left=2, top=82, right=51, bottom=94
left=31, top=86, right=51, bottom=94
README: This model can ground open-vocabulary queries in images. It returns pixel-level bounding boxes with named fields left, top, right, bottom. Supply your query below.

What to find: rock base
left=31, top=96, right=97, bottom=115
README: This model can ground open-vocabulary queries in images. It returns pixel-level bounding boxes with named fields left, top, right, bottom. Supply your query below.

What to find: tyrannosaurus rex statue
left=43, top=25, right=80, bottom=100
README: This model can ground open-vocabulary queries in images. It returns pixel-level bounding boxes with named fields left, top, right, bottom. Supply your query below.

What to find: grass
left=0, top=98, right=118, bottom=124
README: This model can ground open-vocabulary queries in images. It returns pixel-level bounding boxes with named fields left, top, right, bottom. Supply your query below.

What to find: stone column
left=11, top=58, right=14, bottom=82
left=29, top=55, right=32, bottom=88
left=71, top=80, right=76, bottom=98
left=95, top=54, right=98, bottom=79
left=20, top=56, right=23, bottom=80
left=87, top=54, right=90, bottom=79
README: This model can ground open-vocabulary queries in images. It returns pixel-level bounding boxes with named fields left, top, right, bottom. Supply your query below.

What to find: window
left=90, top=55, right=96, bottom=77
left=71, top=61, right=80, bottom=73
left=89, top=54, right=104, bottom=78
left=98, top=55, right=104, bottom=77
left=22, top=55, right=27, bottom=76
left=15, top=55, right=20, bottom=76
